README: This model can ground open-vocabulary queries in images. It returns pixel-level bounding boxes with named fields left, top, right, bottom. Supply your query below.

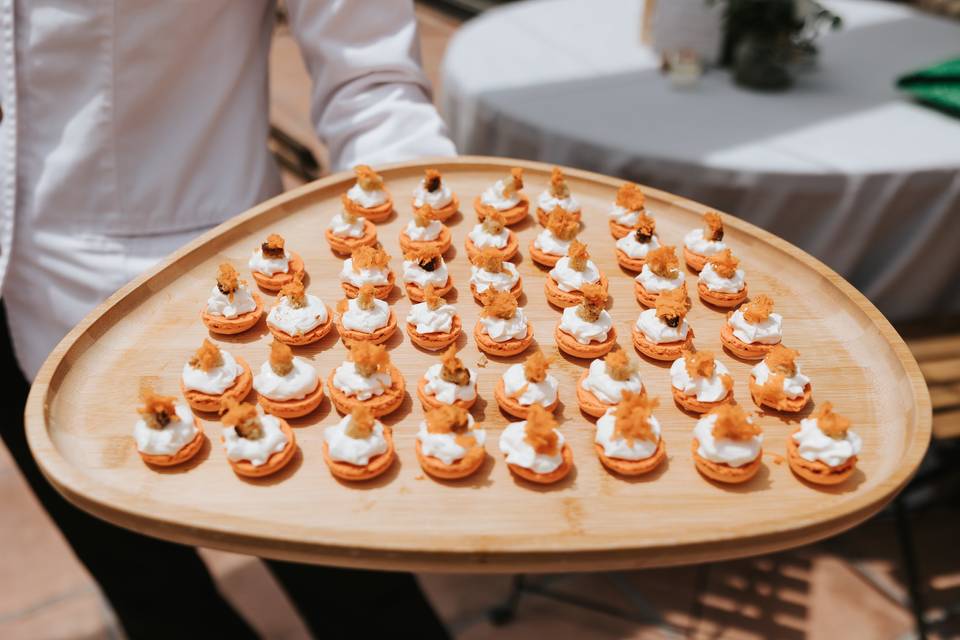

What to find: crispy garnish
left=546, top=207, right=580, bottom=241
left=616, top=182, right=646, bottom=211
left=424, top=168, right=442, bottom=193
left=567, top=240, right=590, bottom=271
left=356, top=283, right=377, bottom=311
left=633, top=212, right=656, bottom=243
left=502, top=167, right=524, bottom=196
left=351, top=245, right=391, bottom=271
left=440, top=345, right=471, bottom=386
left=278, top=273, right=307, bottom=308
left=339, top=196, right=360, bottom=223
left=765, top=344, right=799, bottom=377
left=354, top=164, right=383, bottom=191
left=523, top=405, right=559, bottom=456
left=346, top=405, right=376, bottom=439
left=426, top=405, right=471, bottom=434
left=683, top=347, right=716, bottom=379
left=646, top=245, right=680, bottom=279
left=473, top=248, right=505, bottom=273
left=613, top=390, right=659, bottom=445
left=709, top=403, right=761, bottom=441
left=349, top=341, right=390, bottom=378
left=137, top=384, right=178, bottom=430
left=704, top=211, right=724, bottom=242
left=707, top=249, right=739, bottom=279
left=423, top=283, right=444, bottom=311
left=189, top=339, right=223, bottom=371
left=479, top=289, right=517, bottom=320
left=757, top=374, right=790, bottom=410
left=261, top=233, right=285, bottom=259
left=481, top=209, right=506, bottom=234
left=269, top=339, right=294, bottom=376
left=412, top=209, right=433, bottom=227
left=216, top=262, right=240, bottom=301
left=576, top=282, right=608, bottom=322
left=655, top=288, right=688, bottom=327
left=523, top=350, right=553, bottom=383
left=816, top=402, right=852, bottom=439
left=604, top=345, right=638, bottom=382
left=220, top=398, right=263, bottom=440
left=405, top=246, right=443, bottom=272
left=742, top=295, right=774, bottom=324
left=549, top=167, right=570, bottom=198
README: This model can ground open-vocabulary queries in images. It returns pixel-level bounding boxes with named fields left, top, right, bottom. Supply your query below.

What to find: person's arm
left=284, top=0, right=457, bottom=170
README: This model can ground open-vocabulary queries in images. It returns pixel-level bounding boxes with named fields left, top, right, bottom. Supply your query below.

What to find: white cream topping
left=635, top=263, right=685, bottom=293
left=402, top=259, right=449, bottom=289
left=480, top=179, right=521, bottom=209
left=347, top=183, right=388, bottom=208
left=133, top=403, right=199, bottom=456
left=549, top=256, right=601, bottom=292
left=616, top=232, right=661, bottom=259
left=595, top=409, right=661, bottom=460
left=470, top=261, right=520, bottom=294
left=793, top=418, right=862, bottom=468
left=339, top=258, right=390, bottom=287
left=416, top=414, right=485, bottom=465
left=248, top=248, right=291, bottom=276
left=751, top=360, right=810, bottom=398
left=341, top=297, right=390, bottom=333
left=684, top=228, right=727, bottom=256
left=608, top=205, right=642, bottom=226
left=332, top=361, right=392, bottom=401
left=499, top=421, right=565, bottom=474
left=223, top=413, right=289, bottom=467
left=413, top=179, right=453, bottom=208
left=328, top=212, right=366, bottom=238
left=670, top=356, right=731, bottom=402
left=559, top=306, right=613, bottom=344
left=422, top=362, right=479, bottom=405
left=406, top=301, right=456, bottom=334
left=205, top=283, right=257, bottom=318
left=501, top=363, right=558, bottom=407
left=537, top=190, right=580, bottom=214
left=728, top=309, right=782, bottom=345
left=253, top=357, right=319, bottom=401
left=479, top=308, right=529, bottom=342
left=693, top=413, right=762, bottom=467
left=635, top=308, right=690, bottom=344
left=324, top=414, right=389, bottom=465
left=468, top=223, right=509, bottom=249
left=533, top=229, right=573, bottom=256
left=581, top=358, right=644, bottom=405
left=404, top=218, right=443, bottom=241
left=181, top=349, right=243, bottom=394
left=267, top=294, right=329, bottom=335
left=700, top=262, right=746, bottom=294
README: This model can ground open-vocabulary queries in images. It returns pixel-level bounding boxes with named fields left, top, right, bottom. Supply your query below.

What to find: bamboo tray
left=25, top=157, right=931, bottom=573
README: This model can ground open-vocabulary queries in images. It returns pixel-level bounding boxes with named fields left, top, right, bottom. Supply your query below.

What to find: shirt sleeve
left=284, top=0, right=458, bottom=171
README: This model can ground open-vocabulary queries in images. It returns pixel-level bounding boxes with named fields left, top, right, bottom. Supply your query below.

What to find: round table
left=440, top=0, right=960, bottom=323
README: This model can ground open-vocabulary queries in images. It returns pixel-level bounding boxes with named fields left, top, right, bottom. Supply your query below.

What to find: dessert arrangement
left=130, top=163, right=869, bottom=494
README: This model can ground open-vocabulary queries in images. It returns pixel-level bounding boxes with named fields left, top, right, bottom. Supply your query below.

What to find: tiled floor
left=4, top=4, right=959, bottom=640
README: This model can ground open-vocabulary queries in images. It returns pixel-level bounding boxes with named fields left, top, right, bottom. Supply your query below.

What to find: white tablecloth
left=440, top=0, right=960, bottom=322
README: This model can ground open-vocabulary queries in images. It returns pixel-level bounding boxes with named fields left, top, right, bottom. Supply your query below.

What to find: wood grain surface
left=24, top=157, right=931, bottom=573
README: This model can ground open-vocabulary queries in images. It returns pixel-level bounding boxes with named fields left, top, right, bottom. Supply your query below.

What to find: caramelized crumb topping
left=523, top=350, right=553, bottom=383
left=426, top=405, right=470, bottom=434
left=655, top=287, right=688, bottom=327
left=424, top=168, right=442, bottom=192
left=216, top=262, right=240, bottom=300
left=261, top=233, right=286, bottom=259
left=757, top=374, right=790, bottom=410
left=423, top=283, right=444, bottom=311
left=351, top=245, right=391, bottom=271
left=220, top=398, right=263, bottom=440
left=546, top=207, right=580, bottom=241
left=567, top=240, right=590, bottom=271
left=765, top=344, right=799, bottom=377
left=709, top=403, right=760, bottom=441
left=473, top=248, right=505, bottom=273
left=405, top=246, right=442, bottom=272
left=137, top=384, right=178, bottom=430
left=354, top=164, right=384, bottom=191
left=349, top=341, right=390, bottom=378
left=633, top=212, right=656, bottom=242
left=704, top=211, right=724, bottom=241
left=189, top=339, right=223, bottom=371
left=346, top=405, right=376, bottom=439
left=707, top=249, right=739, bottom=279
left=604, top=346, right=637, bottom=382
left=440, top=345, right=471, bottom=386
left=479, top=289, right=517, bottom=320
left=549, top=167, right=570, bottom=198
left=613, top=390, right=659, bottom=445
left=481, top=210, right=506, bottom=234
left=742, top=294, right=774, bottom=324
left=523, top=405, right=559, bottom=456
left=278, top=273, right=307, bottom=308
left=816, top=402, right=852, bottom=439
left=502, top=167, right=524, bottom=196
left=576, top=282, right=607, bottom=322
left=339, top=196, right=360, bottom=223
left=616, top=182, right=646, bottom=211
left=683, top=347, right=716, bottom=379
left=269, top=339, right=294, bottom=376
left=356, top=283, right=377, bottom=311
left=646, top=245, right=680, bottom=279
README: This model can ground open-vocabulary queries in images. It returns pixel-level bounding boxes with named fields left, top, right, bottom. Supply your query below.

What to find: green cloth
left=897, top=57, right=960, bottom=117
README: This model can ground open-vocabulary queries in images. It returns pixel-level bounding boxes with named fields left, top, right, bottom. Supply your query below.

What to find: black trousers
left=0, top=301, right=449, bottom=640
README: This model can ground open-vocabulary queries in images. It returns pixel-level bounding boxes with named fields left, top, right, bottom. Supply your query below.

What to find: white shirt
left=0, top=0, right=456, bottom=379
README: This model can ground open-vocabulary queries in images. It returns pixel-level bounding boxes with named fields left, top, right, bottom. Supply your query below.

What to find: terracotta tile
left=0, top=470, right=97, bottom=619
left=0, top=589, right=114, bottom=640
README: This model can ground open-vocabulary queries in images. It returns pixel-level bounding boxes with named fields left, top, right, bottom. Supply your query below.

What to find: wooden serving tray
left=25, top=157, right=931, bottom=573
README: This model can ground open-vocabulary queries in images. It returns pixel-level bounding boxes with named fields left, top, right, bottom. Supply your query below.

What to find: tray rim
left=24, top=155, right=932, bottom=573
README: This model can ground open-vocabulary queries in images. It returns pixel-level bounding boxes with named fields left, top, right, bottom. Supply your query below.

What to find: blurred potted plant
left=710, top=0, right=842, bottom=90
